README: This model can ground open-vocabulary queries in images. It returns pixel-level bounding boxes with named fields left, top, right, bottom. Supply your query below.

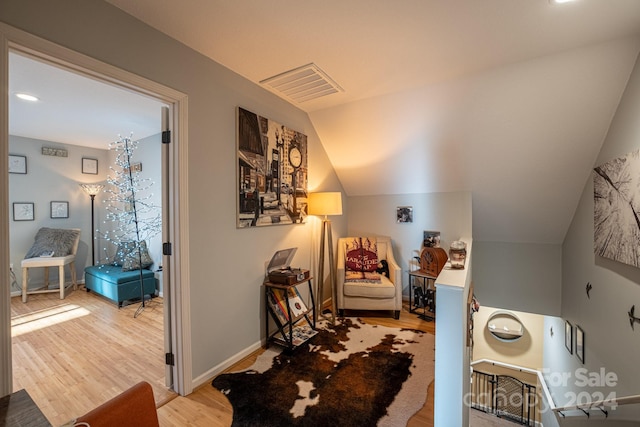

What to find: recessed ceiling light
left=550, top=0, right=577, bottom=4
left=16, top=93, right=39, bottom=102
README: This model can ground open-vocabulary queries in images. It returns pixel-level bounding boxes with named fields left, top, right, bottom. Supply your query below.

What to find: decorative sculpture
left=628, top=305, right=640, bottom=330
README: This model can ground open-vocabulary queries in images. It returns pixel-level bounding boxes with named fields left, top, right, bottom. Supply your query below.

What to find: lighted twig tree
left=101, top=134, right=161, bottom=317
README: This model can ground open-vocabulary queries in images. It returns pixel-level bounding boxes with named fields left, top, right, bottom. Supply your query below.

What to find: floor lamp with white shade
left=308, top=192, right=342, bottom=325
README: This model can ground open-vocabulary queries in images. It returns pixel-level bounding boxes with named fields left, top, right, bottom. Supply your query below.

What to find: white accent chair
left=336, top=236, right=402, bottom=319
left=21, top=228, right=81, bottom=302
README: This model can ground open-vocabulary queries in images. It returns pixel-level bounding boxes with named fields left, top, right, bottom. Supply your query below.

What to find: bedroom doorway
left=7, top=50, right=171, bottom=416
left=1, top=22, right=191, bottom=404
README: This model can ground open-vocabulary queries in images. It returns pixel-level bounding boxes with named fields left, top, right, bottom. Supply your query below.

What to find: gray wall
left=9, top=134, right=163, bottom=294
left=346, top=191, right=471, bottom=297
left=134, top=133, right=162, bottom=275
left=98, top=133, right=163, bottom=293
left=1, top=0, right=346, bottom=382
left=9, top=135, right=109, bottom=290
left=473, top=241, right=562, bottom=316
left=542, top=52, right=640, bottom=423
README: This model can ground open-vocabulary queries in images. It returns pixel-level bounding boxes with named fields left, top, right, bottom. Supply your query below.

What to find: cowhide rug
left=212, top=318, right=435, bottom=427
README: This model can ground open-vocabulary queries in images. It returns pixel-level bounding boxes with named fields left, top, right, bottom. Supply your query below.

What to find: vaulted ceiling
left=15, top=1, right=640, bottom=245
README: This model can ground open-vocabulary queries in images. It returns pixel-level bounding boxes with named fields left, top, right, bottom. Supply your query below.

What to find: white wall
left=1, top=0, right=346, bottom=383
left=542, top=52, right=640, bottom=423
left=9, top=135, right=109, bottom=290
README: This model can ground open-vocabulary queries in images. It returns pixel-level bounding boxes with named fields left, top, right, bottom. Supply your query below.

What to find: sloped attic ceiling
left=68, top=1, right=640, bottom=243
left=310, top=38, right=640, bottom=243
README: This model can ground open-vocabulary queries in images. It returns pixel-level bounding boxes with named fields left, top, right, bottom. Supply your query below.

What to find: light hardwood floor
left=11, top=288, right=175, bottom=426
left=12, top=291, right=435, bottom=426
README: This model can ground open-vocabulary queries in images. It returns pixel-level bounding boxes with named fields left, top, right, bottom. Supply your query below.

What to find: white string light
left=99, top=134, right=161, bottom=317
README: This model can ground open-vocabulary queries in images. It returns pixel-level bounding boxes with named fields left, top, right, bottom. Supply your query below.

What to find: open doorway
left=2, top=28, right=191, bottom=422
left=8, top=50, right=171, bottom=424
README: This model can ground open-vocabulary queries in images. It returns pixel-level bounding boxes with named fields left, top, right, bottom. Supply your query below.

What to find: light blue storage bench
left=84, top=265, right=156, bottom=307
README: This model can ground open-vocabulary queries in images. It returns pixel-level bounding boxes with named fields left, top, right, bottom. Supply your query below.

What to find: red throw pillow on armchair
left=344, top=237, right=381, bottom=282
left=360, top=237, right=379, bottom=272
left=344, top=238, right=362, bottom=270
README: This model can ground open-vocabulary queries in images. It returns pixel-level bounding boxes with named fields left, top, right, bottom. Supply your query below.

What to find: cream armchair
left=336, top=236, right=402, bottom=319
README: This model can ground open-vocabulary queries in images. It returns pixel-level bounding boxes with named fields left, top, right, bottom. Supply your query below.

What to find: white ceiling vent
left=260, top=63, right=343, bottom=103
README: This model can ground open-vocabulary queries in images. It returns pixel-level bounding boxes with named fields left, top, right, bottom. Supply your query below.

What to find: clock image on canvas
left=236, top=107, right=308, bottom=228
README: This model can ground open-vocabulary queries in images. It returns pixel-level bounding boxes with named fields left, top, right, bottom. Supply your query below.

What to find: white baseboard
left=191, top=340, right=264, bottom=389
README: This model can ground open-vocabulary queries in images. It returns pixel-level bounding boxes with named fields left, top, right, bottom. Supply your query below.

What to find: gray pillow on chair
left=25, top=228, right=80, bottom=258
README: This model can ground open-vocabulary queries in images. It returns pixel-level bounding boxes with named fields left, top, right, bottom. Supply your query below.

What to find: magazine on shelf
left=277, top=324, right=318, bottom=347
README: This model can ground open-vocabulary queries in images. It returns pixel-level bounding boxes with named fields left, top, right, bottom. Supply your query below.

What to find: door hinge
left=163, top=242, right=172, bottom=256
left=162, top=130, right=171, bottom=144
left=165, top=353, right=175, bottom=366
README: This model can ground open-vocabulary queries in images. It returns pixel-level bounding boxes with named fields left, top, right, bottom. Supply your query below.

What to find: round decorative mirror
left=487, top=310, right=524, bottom=342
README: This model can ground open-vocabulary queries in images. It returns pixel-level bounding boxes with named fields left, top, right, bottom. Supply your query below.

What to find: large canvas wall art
left=593, top=148, right=640, bottom=267
left=237, top=107, right=308, bottom=228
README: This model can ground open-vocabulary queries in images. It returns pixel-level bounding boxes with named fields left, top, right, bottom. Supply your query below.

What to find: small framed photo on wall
left=397, top=206, right=413, bottom=223
left=50, top=201, right=69, bottom=219
left=565, top=320, right=573, bottom=354
left=82, top=157, right=98, bottom=174
left=8, top=154, right=27, bottom=174
left=424, top=230, right=441, bottom=248
left=13, top=202, right=34, bottom=221
left=576, top=325, right=585, bottom=363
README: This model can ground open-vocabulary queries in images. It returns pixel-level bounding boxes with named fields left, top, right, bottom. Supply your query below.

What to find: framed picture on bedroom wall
left=9, top=154, right=27, bottom=174
left=13, top=202, right=34, bottom=221
left=82, top=157, right=98, bottom=174
left=50, top=201, right=69, bottom=219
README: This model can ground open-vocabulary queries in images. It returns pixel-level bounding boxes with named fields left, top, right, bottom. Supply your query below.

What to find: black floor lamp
left=308, top=192, right=343, bottom=325
left=80, top=183, right=104, bottom=266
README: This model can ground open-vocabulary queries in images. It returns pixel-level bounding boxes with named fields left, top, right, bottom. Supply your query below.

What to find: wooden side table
left=0, top=389, right=51, bottom=426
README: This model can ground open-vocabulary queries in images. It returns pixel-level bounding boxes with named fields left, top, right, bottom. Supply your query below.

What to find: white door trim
left=0, top=22, right=193, bottom=396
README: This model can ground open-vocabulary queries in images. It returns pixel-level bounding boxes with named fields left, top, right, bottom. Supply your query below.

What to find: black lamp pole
left=80, top=183, right=104, bottom=266
left=89, top=193, right=96, bottom=266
